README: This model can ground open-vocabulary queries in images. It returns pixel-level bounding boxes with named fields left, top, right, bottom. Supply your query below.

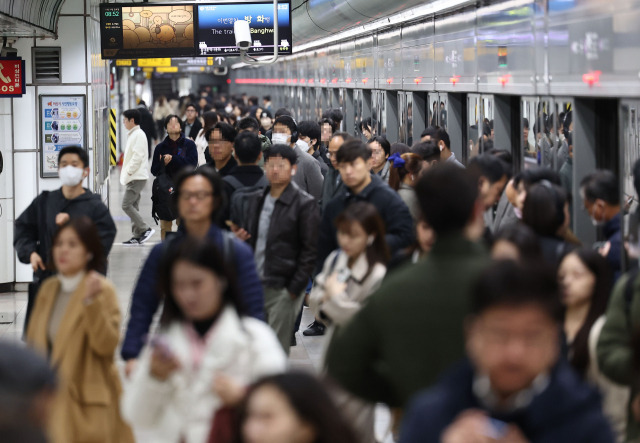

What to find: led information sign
left=100, top=4, right=196, bottom=59
left=100, top=2, right=292, bottom=59
left=196, top=2, right=291, bottom=56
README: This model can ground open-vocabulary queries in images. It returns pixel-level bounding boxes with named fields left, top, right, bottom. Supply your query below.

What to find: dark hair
left=123, top=108, right=141, bottom=125
left=164, top=114, right=183, bottom=130
left=420, top=126, right=437, bottom=138
left=411, top=141, right=440, bottom=163
left=206, top=122, right=237, bottom=143
left=248, top=96, right=259, bottom=106
left=185, top=103, right=199, bottom=113
left=493, top=223, right=543, bottom=263
left=330, top=131, right=352, bottom=143
left=158, top=236, right=244, bottom=326
left=237, top=116, right=260, bottom=133
left=633, top=158, right=640, bottom=199
left=335, top=139, right=372, bottom=164
left=202, top=111, right=219, bottom=132
left=390, top=143, right=410, bottom=156
left=580, top=170, right=620, bottom=205
left=58, top=146, right=89, bottom=168
left=522, top=182, right=567, bottom=237
left=523, top=117, right=530, bottom=129
left=329, top=108, right=343, bottom=124
left=321, top=118, right=337, bottom=134
left=274, top=107, right=292, bottom=118
left=237, top=372, right=360, bottom=443
left=298, top=120, right=321, bottom=148
left=368, top=136, right=390, bottom=157
left=487, top=149, right=513, bottom=179
left=563, top=111, right=573, bottom=134
left=415, top=163, right=478, bottom=235
left=388, top=153, right=423, bottom=191
left=472, top=260, right=562, bottom=322
left=358, top=117, right=374, bottom=133
left=173, top=166, right=225, bottom=222
left=433, top=128, right=450, bottom=150
left=513, top=167, right=562, bottom=190
left=234, top=132, right=262, bottom=164
left=560, top=249, right=613, bottom=377
left=260, top=109, right=273, bottom=119
left=468, top=153, right=506, bottom=184
left=264, top=144, right=297, bottom=166
left=335, top=202, right=390, bottom=269
left=50, top=216, right=105, bottom=273
left=263, top=95, right=271, bottom=101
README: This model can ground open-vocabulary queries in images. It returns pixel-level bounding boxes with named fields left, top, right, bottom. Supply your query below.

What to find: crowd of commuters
left=7, top=89, right=640, bottom=443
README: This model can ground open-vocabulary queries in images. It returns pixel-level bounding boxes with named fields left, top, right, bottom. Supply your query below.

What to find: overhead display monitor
left=100, top=3, right=196, bottom=59
left=196, top=2, right=292, bottom=56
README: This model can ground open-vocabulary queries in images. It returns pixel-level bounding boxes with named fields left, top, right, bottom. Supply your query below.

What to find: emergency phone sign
left=0, top=57, right=25, bottom=98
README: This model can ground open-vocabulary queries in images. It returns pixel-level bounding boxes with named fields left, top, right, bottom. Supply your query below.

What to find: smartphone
left=149, top=335, right=174, bottom=359
left=482, top=418, right=508, bottom=439
left=336, top=268, right=351, bottom=283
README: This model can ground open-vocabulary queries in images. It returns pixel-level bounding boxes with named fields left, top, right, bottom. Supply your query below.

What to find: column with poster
left=40, top=95, right=86, bottom=178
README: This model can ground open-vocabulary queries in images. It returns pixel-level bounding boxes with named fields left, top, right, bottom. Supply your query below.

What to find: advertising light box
left=196, top=2, right=292, bottom=56
left=100, top=4, right=196, bottom=59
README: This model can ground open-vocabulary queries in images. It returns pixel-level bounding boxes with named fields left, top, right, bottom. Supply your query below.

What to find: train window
left=315, top=88, right=323, bottom=121
left=378, top=91, right=387, bottom=138
left=466, top=94, right=493, bottom=163
left=407, top=93, right=413, bottom=146
left=354, top=89, right=363, bottom=137
left=521, top=97, right=539, bottom=169
left=621, top=101, right=640, bottom=267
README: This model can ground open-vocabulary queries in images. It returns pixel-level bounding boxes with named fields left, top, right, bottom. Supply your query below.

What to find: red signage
left=0, top=57, right=26, bottom=97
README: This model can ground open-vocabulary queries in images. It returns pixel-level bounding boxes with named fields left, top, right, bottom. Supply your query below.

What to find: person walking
left=121, top=109, right=155, bottom=245
left=26, top=217, right=134, bottom=443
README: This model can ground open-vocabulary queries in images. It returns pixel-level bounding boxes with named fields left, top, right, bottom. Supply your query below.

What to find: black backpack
left=151, top=165, right=177, bottom=223
left=225, top=175, right=268, bottom=228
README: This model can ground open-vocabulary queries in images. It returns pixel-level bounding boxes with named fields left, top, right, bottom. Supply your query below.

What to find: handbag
left=207, top=406, right=238, bottom=443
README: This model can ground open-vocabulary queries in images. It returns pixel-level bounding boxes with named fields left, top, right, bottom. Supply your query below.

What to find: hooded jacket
left=14, top=189, right=116, bottom=279
left=400, top=359, right=614, bottom=443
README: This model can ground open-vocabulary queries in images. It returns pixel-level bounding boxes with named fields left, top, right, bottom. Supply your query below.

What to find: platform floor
left=4, top=166, right=393, bottom=442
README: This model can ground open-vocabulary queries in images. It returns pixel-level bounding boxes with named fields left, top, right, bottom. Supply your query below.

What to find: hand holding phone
left=149, top=336, right=180, bottom=381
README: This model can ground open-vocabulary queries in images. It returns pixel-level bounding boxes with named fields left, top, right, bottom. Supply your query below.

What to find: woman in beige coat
left=27, top=216, right=133, bottom=443
left=310, top=202, right=388, bottom=443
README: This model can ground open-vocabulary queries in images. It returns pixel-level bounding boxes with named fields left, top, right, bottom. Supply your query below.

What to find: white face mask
left=59, top=165, right=85, bottom=187
left=591, top=217, right=605, bottom=227
left=272, top=133, right=290, bottom=145
left=297, top=139, right=310, bottom=152
left=225, top=105, right=233, bottom=114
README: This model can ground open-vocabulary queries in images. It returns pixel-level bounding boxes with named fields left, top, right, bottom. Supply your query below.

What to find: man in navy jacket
left=400, top=261, right=614, bottom=443
left=121, top=167, right=265, bottom=375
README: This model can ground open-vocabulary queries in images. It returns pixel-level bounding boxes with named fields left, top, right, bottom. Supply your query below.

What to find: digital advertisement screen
left=100, top=4, right=196, bottom=59
left=196, top=2, right=292, bottom=56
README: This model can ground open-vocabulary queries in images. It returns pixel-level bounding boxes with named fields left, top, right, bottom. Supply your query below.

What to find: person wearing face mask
left=298, top=120, right=328, bottom=176
left=230, top=145, right=320, bottom=354
left=580, top=170, right=622, bottom=280
left=14, top=146, right=116, bottom=333
left=271, top=115, right=324, bottom=201
left=433, top=128, right=464, bottom=168
left=259, top=110, right=273, bottom=135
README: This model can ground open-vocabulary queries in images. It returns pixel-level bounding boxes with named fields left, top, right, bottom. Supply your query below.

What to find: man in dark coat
left=320, top=132, right=352, bottom=213
left=316, top=139, right=414, bottom=272
left=14, top=146, right=116, bottom=330
left=400, top=261, right=614, bottom=443
left=325, top=163, right=488, bottom=409
left=137, top=100, right=156, bottom=157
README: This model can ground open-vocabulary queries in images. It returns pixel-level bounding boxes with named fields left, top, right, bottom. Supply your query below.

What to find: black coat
left=317, top=174, right=414, bottom=272
left=14, top=189, right=116, bottom=279
left=400, top=359, right=614, bottom=443
left=137, top=105, right=156, bottom=143
left=244, top=182, right=320, bottom=295
left=150, top=134, right=198, bottom=181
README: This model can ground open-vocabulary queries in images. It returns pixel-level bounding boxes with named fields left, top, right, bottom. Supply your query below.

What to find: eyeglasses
left=179, top=191, right=213, bottom=201
left=327, top=151, right=340, bottom=158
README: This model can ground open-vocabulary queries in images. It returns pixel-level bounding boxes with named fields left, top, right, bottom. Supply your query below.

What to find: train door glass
left=620, top=101, right=640, bottom=260
left=377, top=91, right=387, bottom=137
left=354, top=89, right=363, bottom=137
left=338, top=89, right=345, bottom=131
left=315, top=88, right=323, bottom=121
left=466, top=94, right=493, bottom=161
left=407, top=93, right=413, bottom=146
left=397, top=92, right=413, bottom=146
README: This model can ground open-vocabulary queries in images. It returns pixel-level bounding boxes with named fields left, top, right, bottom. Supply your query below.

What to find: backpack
left=151, top=167, right=177, bottom=223
left=225, top=175, right=269, bottom=228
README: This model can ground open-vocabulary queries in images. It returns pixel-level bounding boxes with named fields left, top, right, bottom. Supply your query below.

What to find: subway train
left=228, top=0, right=640, bottom=269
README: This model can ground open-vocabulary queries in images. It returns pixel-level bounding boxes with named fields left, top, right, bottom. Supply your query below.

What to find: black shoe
left=122, top=237, right=140, bottom=245
left=302, top=321, right=325, bottom=336
left=138, top=228, right=156, bottom=244
left=291, top=334, right=297, bottom=347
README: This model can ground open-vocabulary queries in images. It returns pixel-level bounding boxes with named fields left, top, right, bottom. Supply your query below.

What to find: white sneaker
left=138, top=228, right=155, bottom=244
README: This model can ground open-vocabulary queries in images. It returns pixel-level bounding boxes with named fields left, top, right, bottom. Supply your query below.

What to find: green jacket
left=257, top=134, right=271, bottom=168
left=325, top=234, right=488, bottom=408
left=597, top=272, right=640, bottom=441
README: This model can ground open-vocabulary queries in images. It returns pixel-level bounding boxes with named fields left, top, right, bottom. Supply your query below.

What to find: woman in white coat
left=122, top=237, right=286, bottom=443
left=309, top=202, right=388, bottom=443
left=558, top=248, right=629, bottom=442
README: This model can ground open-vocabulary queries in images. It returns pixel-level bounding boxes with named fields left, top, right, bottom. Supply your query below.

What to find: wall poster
left=39, top=95, right=87, bottom=178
